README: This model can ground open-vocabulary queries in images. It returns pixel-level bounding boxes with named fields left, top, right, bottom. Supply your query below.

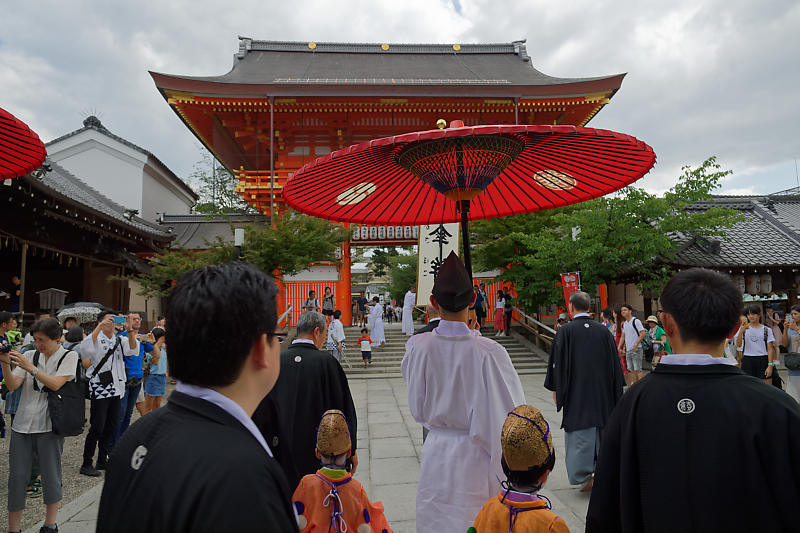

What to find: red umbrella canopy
left=0, top=107, right=47, bottom=181
left=284, top=124, right=656, bottom=226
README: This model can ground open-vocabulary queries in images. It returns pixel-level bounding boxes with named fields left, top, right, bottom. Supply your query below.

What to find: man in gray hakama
left=544, top=291, right=624, bottom=490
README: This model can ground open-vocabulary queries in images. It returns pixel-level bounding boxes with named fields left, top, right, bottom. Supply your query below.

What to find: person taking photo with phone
left=79, top=312, right=139, bottom=477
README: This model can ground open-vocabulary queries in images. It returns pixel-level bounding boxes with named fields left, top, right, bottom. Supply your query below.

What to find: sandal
left=26, top=485, right=41, bottom=498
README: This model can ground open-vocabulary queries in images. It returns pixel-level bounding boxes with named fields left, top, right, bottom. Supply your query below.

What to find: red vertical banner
left=598, top=283, right=608, bottom=311
left=560, top=272, right=581, bottom=316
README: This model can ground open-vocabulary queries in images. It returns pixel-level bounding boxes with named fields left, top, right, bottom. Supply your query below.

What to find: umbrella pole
left=459, top=200, right=473, bottom=281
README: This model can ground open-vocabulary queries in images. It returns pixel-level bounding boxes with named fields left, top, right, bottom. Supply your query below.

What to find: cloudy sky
left=2, top=0, right=798, bottom=196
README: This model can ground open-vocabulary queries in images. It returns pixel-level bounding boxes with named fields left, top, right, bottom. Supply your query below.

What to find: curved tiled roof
left=28, top=161, right=173, bottom=241
left=151, top=38, right=625, bottom=96
left=671, top=195, right=800, bottom=267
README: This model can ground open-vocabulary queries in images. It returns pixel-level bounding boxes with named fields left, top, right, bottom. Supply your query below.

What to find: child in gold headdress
left=468, top=405, right=570, bottom=533
left=292, top=409, right=391, bottom=533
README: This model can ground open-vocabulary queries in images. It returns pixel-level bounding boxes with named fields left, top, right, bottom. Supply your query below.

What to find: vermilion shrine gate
left=152, top=38, right=624, bottom=325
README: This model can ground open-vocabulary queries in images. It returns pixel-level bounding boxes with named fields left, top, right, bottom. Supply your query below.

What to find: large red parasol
left=0, top=107, right=47, bottom=181
left=284, top=122, right=656, bottom=277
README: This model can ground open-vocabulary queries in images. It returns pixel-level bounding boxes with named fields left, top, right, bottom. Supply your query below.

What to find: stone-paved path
left=27, top=374, right=593, bottom=533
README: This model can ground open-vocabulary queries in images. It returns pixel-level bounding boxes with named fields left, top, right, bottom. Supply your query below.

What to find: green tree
left=371, top=247, right=399, bottom=277
left=472, top=156, right=744, bottom=310
left=387, top=253, right=418, bottom=303
left=187, top=150, right=255, bottom=214
left=130, top=212, right=349, bottom=297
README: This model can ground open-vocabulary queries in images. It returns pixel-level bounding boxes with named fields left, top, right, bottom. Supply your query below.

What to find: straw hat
left=646, top=315, right=659, bottom=324
left=316, top=409, right=351, bottom=456
left=501, top=405, right=553, bottom=471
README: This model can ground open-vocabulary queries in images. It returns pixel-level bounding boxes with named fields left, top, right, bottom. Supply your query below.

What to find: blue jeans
left=111, top=381, right=141, bottom=447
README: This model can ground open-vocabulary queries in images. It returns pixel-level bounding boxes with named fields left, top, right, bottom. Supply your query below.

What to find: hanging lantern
left=412, top=226, right=419, bottom=239
left=369, top=226, right=378, bottom=240
left=403, top=226, right=412, bottom=239
left=745, top=274, right=760, bottom=295
left=377, top=226, right=386, bottom=239
left=732, top=274, right=746, bottom=294
left=386, top=226, right=395, bottom=239
left=360, top=226, right=369, bottom=240
left=759, top=273, right=772, bottom=294
left=395, top=226, right=403, bottom=239
left=352, top=227, right=360, bottom=240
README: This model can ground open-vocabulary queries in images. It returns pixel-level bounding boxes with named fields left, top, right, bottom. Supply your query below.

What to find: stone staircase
left=341, top=322, right=548, bottom=379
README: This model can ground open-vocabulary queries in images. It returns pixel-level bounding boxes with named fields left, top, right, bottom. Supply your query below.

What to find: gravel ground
left=0, top=383, right=175, bottom=531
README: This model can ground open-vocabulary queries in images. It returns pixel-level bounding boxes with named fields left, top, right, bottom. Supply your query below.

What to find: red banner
left=560, top=272, right=581, bottom=316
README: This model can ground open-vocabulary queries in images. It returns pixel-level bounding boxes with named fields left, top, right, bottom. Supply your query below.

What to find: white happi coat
left=402, top=290, right=416, bottom=335
left=401, top=320, right=525, bottom=533
left=368, top=303, right=385, bottom=346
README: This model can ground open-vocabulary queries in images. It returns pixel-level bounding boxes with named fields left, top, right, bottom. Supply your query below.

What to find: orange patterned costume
left=470, top=491, right=570, bottom=533
left=293, top=469, right=391, bottom=533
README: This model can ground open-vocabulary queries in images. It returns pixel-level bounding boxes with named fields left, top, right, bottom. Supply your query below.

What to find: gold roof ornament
left=381, top=43, right=390, bottom=51
left=308, top=42, right=317, bottom=50
left=452, top=44, right=461, bottom=51
left=436, top=118, right=447, bottom=129
left=316, top=409, right=351, bottom=456
left=501, top=405, right=553, bottom=471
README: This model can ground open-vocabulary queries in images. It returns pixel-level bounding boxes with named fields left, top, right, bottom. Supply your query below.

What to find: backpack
left=631, top=318, right=652, bottom=350
left=33, top=350, right=86, bottom=436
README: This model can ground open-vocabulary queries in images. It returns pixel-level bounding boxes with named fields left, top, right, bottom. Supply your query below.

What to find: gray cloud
left=1, top=0, right=796, bottom=195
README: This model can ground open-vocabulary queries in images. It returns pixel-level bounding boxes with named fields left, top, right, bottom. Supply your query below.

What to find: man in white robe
left=367, top=297, right=385, bottom=347
left=402, top=287, right=416, bottom=335
left=402, top=252, right=525, bottom=533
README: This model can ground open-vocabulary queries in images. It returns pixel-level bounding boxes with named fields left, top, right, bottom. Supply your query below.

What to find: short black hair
left=621, top=303, right=634, bottom=311
left=167, top=263, right=278, bottom=387
left=65, top=325, right=84, bottom=343
left=502, top=453, right=556, bottom=489
left=30, top=317, right=62, bottom=341
left=660, top=268, right=740, bottom=344
left=745, top=304, right=762, bottom=316
left=333, top=310, right=341, bottom=319
left=791, top=304, right=800, bottom=314
left=98, top=310, right=117, bottom=322
left=601, top=308, right=613, bottom=321
left=360, top=328, right=368, bottom=334
left=0, top=311, right=12, bottom=327
left=151, top=327, right=166, bottom=341
left=372, top=296, right=379, bottom=302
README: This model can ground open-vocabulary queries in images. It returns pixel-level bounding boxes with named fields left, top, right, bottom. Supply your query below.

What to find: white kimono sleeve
left=469, top=348, right=526, bottom=483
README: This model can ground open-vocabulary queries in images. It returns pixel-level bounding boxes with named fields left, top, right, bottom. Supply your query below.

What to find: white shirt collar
left=658, top=353, right=737, bottom=366
left=176, top=382, right=273, bottom=456
left=573, top=313, right=590, bottom=319
left=433, top=319, right=471, bottom=337
left=292, top=339, right=316, bottom=345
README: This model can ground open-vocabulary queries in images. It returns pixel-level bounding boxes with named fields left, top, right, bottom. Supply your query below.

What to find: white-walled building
left=46, top=116, right=198, bottom=223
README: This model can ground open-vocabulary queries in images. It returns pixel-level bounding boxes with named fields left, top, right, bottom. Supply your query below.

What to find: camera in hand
left=0, top=344, right=12, bottom=354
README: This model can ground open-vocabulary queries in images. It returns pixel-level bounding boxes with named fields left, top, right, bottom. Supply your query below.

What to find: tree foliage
left=386, top=252, right=418, bottom=303
left=371, top=247, right=399, bottom=277
left=187, top=151, right=255, bottom=215
left=131, top=212, right=349, bottom=297
left=472, top=157, right=744, bottom=310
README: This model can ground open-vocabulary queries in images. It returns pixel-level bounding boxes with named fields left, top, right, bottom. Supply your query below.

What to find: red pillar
left=337, top=239, right=352, bottom=326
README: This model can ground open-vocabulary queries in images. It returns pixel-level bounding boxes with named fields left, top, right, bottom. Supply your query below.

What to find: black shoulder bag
left=33, top=350, right=87, bottom=436
left=89, top=336, right=121, bottom=388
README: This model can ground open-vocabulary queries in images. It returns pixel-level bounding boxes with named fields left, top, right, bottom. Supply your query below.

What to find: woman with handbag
left=782, top=304, right=800, bottom=402
left=0, top=318, right=79, bottom=533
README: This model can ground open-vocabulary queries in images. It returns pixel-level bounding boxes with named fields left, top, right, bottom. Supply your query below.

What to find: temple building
left=151, top=38, right=626, bottom=324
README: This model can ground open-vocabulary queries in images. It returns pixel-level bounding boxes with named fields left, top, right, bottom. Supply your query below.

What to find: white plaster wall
left=127, top=280, right=162, bottom=326
left=48, top=132, right=145, bottom=213
left=141, top=164, right=194, bottom=223
left=283, top=265, right=340, bottom=282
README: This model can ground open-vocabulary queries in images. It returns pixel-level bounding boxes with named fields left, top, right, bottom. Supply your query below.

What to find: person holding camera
left=79, top=312, right=139, bottom=477
left=0, top=318, right=79, bottom=533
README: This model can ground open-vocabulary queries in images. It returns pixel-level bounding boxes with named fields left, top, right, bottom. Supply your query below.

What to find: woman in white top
left=494, top=291, right=506, bottom=337
left=0, top=318, right=79, bottom=533
left=736, top=304, right=776, bottom=381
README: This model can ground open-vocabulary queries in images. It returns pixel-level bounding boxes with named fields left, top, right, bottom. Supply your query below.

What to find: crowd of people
left=0, top=309, right=168, bottom=532
left=2, top=258, right=800, bottom=532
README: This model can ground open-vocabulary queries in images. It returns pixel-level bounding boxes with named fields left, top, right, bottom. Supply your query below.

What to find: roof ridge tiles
left=238, top=38, right=524, bottom=56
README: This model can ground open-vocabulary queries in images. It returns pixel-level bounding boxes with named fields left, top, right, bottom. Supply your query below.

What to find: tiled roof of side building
left=46, top=117, right=198, bottom=201
left=671, top=195, right=800, bottom=267
left=30, top=161, right=173, bottom=240
left=160, top=213, right=269, bottom=249
left=152, top=38, right=625, bottom=91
